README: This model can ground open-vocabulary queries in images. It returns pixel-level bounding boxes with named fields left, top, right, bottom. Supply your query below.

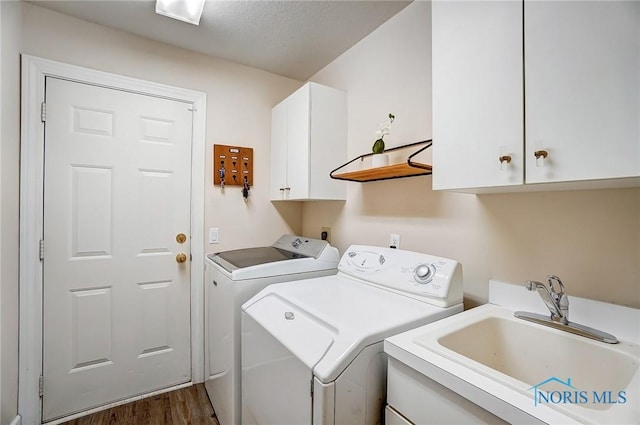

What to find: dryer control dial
left=414, top=263, right=436, bottom=284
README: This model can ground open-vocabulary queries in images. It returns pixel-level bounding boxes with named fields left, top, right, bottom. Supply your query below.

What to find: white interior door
left=42, top=77, right=193, bottom=421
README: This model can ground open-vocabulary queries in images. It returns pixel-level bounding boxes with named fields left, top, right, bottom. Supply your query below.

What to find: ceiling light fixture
left=155, top=0, right=206, bottom=25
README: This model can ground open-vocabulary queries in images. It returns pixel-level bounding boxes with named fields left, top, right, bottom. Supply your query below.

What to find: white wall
left=304, top=1, right=640, bottom=308
left=1, top=1, right=22, bottom=423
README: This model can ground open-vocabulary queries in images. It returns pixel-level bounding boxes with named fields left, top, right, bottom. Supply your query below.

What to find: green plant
left=372, top=113, right=395, bottom=154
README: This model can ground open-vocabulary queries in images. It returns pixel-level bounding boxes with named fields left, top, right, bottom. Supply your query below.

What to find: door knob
left=176, top=253, right=188, bottom=263
left=176, top=233, right=187, bottom=244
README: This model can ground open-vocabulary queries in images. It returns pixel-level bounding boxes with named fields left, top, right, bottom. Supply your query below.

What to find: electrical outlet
left=321, top=227, right=332, bottom=243
left=390, top=233, right=400, bottom=249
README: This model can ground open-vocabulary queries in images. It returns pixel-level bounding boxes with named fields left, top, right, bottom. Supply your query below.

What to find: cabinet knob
left=534, top=150, right=548, bottom=160
left=499, top=155, right=512, bottom=164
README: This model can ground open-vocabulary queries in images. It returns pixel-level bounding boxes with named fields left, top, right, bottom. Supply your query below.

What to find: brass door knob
left=176, top=253, right=188, bottom=263
left=176, top=233, right=187, bottom=244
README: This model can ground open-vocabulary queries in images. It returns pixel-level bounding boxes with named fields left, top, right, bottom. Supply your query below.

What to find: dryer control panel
left=338, top=245, right=463, bottom=308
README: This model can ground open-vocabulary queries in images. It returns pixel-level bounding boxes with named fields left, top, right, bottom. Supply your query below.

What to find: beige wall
left=1, top=1, right=22, bottom=423
left=304, top=1, right=640, bottom=309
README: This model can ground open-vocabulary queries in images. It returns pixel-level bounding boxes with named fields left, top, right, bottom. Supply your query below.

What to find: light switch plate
left=209, top=228, right=219, bottom=244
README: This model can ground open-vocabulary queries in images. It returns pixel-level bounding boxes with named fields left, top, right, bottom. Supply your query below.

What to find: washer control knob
left=414, top=264, right=435, bottom=284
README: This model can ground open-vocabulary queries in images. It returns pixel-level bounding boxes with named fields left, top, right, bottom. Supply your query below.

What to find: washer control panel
left=338, top=245, right=463, bottom=307
left=271, top=235, right=328, bottom=259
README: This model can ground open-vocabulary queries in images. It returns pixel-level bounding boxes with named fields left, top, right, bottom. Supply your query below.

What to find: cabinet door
left=270, top=100, right=288, bottom=200
left=525, top=1, right=640, bottom=184
left=308, top=83, right=347, bottom=200
left=432, top=0, right=523, bottom=191
left=285, top=85, right=310, bottom=200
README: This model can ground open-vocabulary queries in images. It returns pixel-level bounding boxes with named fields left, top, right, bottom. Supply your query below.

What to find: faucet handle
left=547, top=275, right=565, bottom=297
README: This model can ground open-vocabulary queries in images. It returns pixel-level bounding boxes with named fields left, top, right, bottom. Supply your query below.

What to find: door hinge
left=39, top=239, right=45, bottom=261
left=310, top=377, right=314, bottom=398
left=41, top=102, right=46, bottom=122
left=39, top=375, right=44, bottom=397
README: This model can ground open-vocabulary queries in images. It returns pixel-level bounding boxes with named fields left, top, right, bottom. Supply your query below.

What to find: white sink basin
left=409, top=304, right=640, bottom=424
left=430, top=315, right=638, bottom=408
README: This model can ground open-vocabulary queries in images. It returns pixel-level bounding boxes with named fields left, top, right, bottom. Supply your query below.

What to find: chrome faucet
left=525, top=275, right=569, bottom=324
left=515, top=275, right=618, bottom=344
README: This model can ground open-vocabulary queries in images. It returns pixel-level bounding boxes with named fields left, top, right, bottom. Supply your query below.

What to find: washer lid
left=208, top=247, right=307, bottom=272
left=243, top=293, right=335, bottom=369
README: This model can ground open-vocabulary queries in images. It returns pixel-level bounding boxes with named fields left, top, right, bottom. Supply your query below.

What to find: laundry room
left=1, top=1, right=638, bottom=424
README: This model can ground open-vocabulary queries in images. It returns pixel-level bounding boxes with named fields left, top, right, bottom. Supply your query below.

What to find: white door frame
left=18, top=55, right=207, bottom=425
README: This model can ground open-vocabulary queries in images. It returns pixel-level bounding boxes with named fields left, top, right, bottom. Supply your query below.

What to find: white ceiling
left=29, top=0, right=411, bottom=81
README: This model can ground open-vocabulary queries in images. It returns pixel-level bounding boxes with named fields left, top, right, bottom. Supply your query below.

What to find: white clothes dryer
left=241, top=245, right=464, bottom=425
left=204, top=235, right=339, bottom=425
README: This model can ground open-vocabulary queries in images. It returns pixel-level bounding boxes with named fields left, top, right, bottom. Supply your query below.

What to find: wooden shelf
left=330, top=140, right=433, bottom=183
left=332, top=162, right=432, bottom=182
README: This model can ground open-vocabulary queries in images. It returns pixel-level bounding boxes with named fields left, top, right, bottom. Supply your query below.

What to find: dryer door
left=241, top=294, right=335, bottom=425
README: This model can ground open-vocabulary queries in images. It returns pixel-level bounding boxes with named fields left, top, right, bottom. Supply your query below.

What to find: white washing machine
left=241, top=245, right=464, bottom=425
left=204, top=235, right=340, bottom=425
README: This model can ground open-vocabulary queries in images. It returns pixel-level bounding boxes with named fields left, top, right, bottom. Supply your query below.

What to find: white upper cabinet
left=432, top=0, right=640, bottom=192
left=270, top=82, right=347, bottom=201
left=525, top=1, right=639, bottom=184
left=432, top=0, right=524, bottom=191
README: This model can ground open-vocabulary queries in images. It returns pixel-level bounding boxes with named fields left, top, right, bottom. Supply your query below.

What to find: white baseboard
left=10, top=414, right=22, bottom=425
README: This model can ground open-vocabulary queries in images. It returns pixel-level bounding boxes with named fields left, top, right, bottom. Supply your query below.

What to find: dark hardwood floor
left=60, top=384, right=220, bottom=425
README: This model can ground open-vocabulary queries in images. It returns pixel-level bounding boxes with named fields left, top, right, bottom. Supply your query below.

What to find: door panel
left=137, top=170, right=174, bottom=253
left=43, top=77, right=193, bottom=421
left=71, top=166, right=113, bottom=257
left=70, top=287, right=113, bottom=370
